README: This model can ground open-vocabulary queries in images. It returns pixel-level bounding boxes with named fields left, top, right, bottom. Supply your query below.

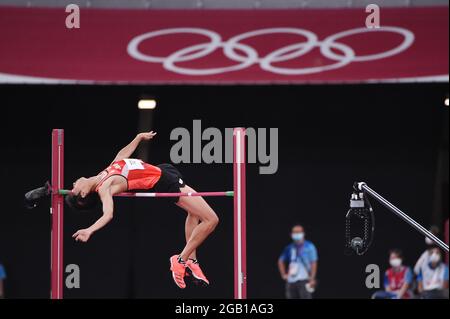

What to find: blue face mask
left=292, top=233, right=305, bottom=242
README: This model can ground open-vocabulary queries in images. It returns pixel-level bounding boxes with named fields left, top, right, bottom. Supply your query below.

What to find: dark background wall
left=0, top=83, right=448, bottom=298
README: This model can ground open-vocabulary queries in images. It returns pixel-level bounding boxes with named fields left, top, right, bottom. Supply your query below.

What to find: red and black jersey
left=95, top=159, right=162, bottom=191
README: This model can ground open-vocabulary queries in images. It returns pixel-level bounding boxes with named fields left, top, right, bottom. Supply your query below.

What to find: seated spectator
left=0, top=262, right=6, bottom=299
left=372, top=249, right=413, bottom=299
left=414, top=226, right=441, bottom=276
left=417, top=247, right=449, bottom=299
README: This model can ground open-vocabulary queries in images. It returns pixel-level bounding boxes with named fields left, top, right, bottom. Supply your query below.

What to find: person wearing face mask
left=372, top=249, right=413, bottom=299
left=0, top=261, right=5, bottom=299
left=417, top=248, right=449, bottom=299
left=278, top=225, right=318, bottom=299
left=414, top=225, right=441, bottom=276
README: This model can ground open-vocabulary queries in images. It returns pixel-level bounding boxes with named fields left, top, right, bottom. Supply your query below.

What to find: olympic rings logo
left=127, top=27, right=414, bottom=76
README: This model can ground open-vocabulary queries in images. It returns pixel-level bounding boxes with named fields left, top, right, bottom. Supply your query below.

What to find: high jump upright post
left=51, top=129, right=64, bottom=299
left=51, top=128, right=247, bottom=299
left=233, top=128, right=247, bottom=299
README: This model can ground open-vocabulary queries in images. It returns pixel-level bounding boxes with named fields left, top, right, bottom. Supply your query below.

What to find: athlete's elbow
left=104, top=212, right=114, bottom=222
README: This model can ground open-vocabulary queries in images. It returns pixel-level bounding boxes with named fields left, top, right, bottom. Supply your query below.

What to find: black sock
left=177, top=256, right=186, bottom=264
left=189, top=258, right=199, bottom=264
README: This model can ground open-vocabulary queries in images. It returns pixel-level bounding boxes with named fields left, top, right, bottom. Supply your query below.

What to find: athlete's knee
left=205, top=213, right=219, bottom=231
left=202, top=212, right=219, bottom=232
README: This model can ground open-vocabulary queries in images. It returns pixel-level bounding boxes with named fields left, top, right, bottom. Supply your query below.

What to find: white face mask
left=430, top=253, right=441, bottom=263
left=425, top=237, right=434, bottom=245
left=292, top=232, right=305, bottom=242
left=390, top=258, right=402, bottom=268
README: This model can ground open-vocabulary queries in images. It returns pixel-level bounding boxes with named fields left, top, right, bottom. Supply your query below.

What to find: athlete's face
left=72, top=177, right=92, bottom=198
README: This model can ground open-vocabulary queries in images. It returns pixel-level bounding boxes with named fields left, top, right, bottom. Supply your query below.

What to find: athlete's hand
left=72, top=229, right=93, bottom=242
left=137, top=131, right=157, bottom=141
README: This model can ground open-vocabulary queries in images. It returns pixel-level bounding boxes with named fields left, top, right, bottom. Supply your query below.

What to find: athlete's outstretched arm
left=72, top=187, right=114, bottom=242
left=112, top=131, right=156, bottom=162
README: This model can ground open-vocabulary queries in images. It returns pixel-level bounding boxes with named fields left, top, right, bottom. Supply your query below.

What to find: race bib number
left=124, top=159, right=145, bottom=170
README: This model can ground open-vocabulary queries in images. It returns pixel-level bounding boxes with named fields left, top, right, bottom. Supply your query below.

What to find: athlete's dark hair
left=65, top=192, right=100, bottom=211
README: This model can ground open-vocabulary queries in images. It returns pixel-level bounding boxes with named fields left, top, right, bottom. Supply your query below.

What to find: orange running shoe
left=170, top=255, right=187, bottom=289
left=186, top=259, right=210, bottom=287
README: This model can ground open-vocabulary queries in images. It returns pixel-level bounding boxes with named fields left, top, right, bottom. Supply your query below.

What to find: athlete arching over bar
left=68, top=131, right=218, bottom=289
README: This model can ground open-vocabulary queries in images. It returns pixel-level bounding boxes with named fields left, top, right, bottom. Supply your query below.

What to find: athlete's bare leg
left=176, top=185, right=219, bottom=262
left=185, top=213, right=200, bottom=260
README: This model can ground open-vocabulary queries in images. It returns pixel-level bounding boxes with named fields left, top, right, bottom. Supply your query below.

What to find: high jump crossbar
left=50, top=128, right=247, bottom=299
